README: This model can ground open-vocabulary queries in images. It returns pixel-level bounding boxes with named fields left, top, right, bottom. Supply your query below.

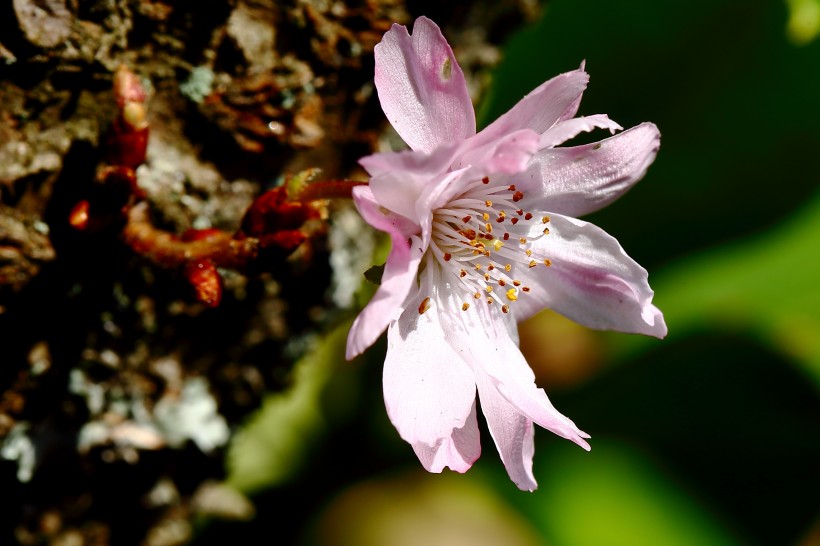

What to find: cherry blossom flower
left=346, top=16, right=666, bottom=491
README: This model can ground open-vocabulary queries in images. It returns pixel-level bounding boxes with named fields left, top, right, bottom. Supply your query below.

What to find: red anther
left=185, top=259, right=222, bottom=307
left=512, top=191, right=524, bottom=202
left=69, top=200, right=91, bottom=230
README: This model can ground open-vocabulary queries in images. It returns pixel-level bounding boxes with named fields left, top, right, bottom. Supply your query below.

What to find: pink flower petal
left=474, top=369, right=538, bottom=491
left=360, top=140, right=460, bottom=178
left=473, top=65, right=589, bottom=147
left=512, top=213, right=667, bottom=338
left=458, top=128, right=540, bottom=177
left=366, top=143, right=462, bottom=223
left=412, top=401, right=481, bottom=473
left=539, top=114, right=622, bottom=149
left=374, top=17, right=475, bottom=153
left=345, top=186, right=425, bottom=360
left=384, top=266, right=480, bottom=471
left=521, top=122, right=661, bottom=217
left=435, top=286, right=591, bottom=450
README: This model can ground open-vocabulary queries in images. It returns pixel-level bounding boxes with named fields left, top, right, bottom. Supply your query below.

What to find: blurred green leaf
left=562, top=332, right=819, bottom=545
left=516, top=439, right=744, bottom=546
left=308, top=472, right=542, bottom=546
left=786, top=0, right=820, bottom=44
left=225, top=320, right=351, bottom=494
left=617, top=192, right=820, bottom=385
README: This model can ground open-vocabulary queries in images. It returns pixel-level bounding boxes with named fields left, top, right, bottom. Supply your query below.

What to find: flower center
left=426, top=176, right=552, bottom=314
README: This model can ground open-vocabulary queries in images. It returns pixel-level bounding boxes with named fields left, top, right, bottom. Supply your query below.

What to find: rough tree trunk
left=0, top=1, right=537, bottom=544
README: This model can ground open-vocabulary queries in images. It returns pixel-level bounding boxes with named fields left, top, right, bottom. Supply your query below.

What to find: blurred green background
left=197, top=0, right=820, bottom=544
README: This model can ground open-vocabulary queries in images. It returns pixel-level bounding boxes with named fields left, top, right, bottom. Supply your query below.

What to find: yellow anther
left=485, top=285, right=493, bottom=293
left=462, top=302, right=470, bottom=311
left=482, top=213, right=490, bottom=222
left=543, top=259, right=552, bottom=267
left=519, top=237, right=527, bottom=244
left=493, top=240, right=503, bottom=251
left=528, top=260, right=538, bottom=268
left=525, top=249, right=533, bottom=257
left=506, top=288, right=518, bottom=301
left=541, top=216, right=550, bottom=224
left=485, top=200, right=493, bottom=207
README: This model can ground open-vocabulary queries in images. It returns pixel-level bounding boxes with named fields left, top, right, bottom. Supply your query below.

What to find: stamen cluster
left=427, top=176, right=552, bottom=314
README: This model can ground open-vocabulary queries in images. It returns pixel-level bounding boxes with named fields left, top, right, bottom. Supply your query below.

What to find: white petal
left=512, top=213, right=667, bottom=338
left=521, top=123, right=661, bottom=217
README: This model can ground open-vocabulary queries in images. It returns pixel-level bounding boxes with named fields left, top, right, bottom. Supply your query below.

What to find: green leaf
left=225, top=320, right=351, bottom=494
left=786, top=0, right=820, bottom=44
left=517, top=439, right=745, bottom=546
left=616, top=191, right=820, bottom=386
left=363, top=263, right=384, bottom=285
